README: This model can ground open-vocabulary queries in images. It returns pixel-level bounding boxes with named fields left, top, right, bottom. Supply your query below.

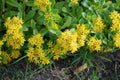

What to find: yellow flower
left=110, top=11, right=120, bottom=20
left=103, top=48, right=111, bottom=53
left=28, top=34, right=44, bottom=48
left=51, top=45, right=64, bottom=60
left=54, top=23, right=59, bottom=30
left=5, top=33, right=25, bottom=49
left=27, top=47, right=42, bottom=64
left=0, top=40, right=3, bottom=46
left=110, top=11, right=120, bottom=32
left=53, top=55, right=60, bottom=60
left=11, top=50, right=21, bottom=59
left=93, top=17, right=105, bottom=32
left=45, top=12, right=53, bottom=21
left=4, top=16, right=23, bottom=34
left=71, top=0, right=79, bottom=4
left=76, top=24, right=89, bottom=47
left=34, top=0, right=50, bottom=11
left=27, top=47, right=50, bottom=65
left=113, top=33, right=120, bottom=48
left=110, top=19, right=120, bottom=31
left=87, top=37, right=102, bottom=51
left=57, top=30, right=78, bottom=53
left=27, top=47, right=35, bottom=63
left=41, top=57, right=50, bottom=65
left=47, top=41, right=53, bottom=48
left=0, top=51, right=11, bottom=64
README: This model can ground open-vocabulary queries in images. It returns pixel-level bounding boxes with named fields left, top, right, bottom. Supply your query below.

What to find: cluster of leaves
left=0, top=0, right=120, bottom=66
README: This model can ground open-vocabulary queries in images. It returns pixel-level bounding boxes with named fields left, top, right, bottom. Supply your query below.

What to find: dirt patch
left=0, top=51, right=120, bottom=80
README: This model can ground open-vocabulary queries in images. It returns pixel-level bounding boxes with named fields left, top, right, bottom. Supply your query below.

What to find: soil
left=0, top=51, right=120, bottom=80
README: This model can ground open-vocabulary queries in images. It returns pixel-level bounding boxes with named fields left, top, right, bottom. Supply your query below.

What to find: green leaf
left=51, top=0, right=55, bottom=8
left=61, top=16, right=72, bottom=29
left=33, top=29, right=38, bottom=35
left=62, top=7, right=68, bottom=13
left=53, top=14, right=61, bottom=23
left=0, top=0, right=5, bottom=11
left=76, top=7, right=83, bottom=18
left=6, top=0, right=20, bottom=7
left=55, top=1, right=64, bottom=10
left=4, top=11, right=17, bottom=17
left=22, top=25, right=28, bottom=31
left=49, top=28, right=61, bottom=37
left=25, top=10, right=35, bottom=21
left=25, top=1, right=34, bottom=7
left=30, top=19, right=36, bottom=29
left=81, top=0, right=90, bottom=8
left=39, top=28, right=48, bottom=36
left=17, top=4, right=24, bottom=18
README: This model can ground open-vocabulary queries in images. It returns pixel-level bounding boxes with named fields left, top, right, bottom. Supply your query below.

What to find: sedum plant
left=0, top=0, right=120, bottom=65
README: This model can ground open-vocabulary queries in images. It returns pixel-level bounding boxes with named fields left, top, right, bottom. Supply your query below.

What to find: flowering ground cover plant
left=0, top=0, right=120, bottom=67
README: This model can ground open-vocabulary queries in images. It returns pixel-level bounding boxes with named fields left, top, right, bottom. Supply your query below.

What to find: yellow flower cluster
left=53, top=23, right=59, bottom=30
left=4, top=33, right=25, bottom=49
left=4, top=16, right=25, bottom=49
left=52, top=45, right=63, bottom=60
left=0, top=51, right=11, bottom=64
left=87, top=37, right=102, bottom=51
left=0, top=50, right=20, bottom=64
left=27, top=47, right=50, bottom=65
left=34, top=0, right=50, bottom=11
left=4, top=17, right=25, bottom=48
left=93, top=17, right=105, bottom=32
left=45, top=12, right=53, bottom=21
left=57, top=30, right=78, bottom=53
left=47, top=30, right=78, bottom=60
left=11, top=50, right=21, bottom=59
left=0, top=40, right=3, bottom=47
left=47, top=41, right=62, bottom=60
left=110, top=11, right=120, bottom=31
left=28, top=34, right=44, bottom=48
left=27, top=34, right=49, bottom=65
left=71, top=0, right=79, bottom=4
left=4, top=16, right=23, bottom=34
left=113, top=33, right=120, bottom=48
left=0, top=16, right=25, bottom=64
left=76, top=24, right=89, bottom=47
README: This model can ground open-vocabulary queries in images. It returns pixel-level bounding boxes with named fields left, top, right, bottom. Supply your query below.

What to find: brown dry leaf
left=73, top=63, right=88, bottom=74
left=51, top=68, right=69, bottom=80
